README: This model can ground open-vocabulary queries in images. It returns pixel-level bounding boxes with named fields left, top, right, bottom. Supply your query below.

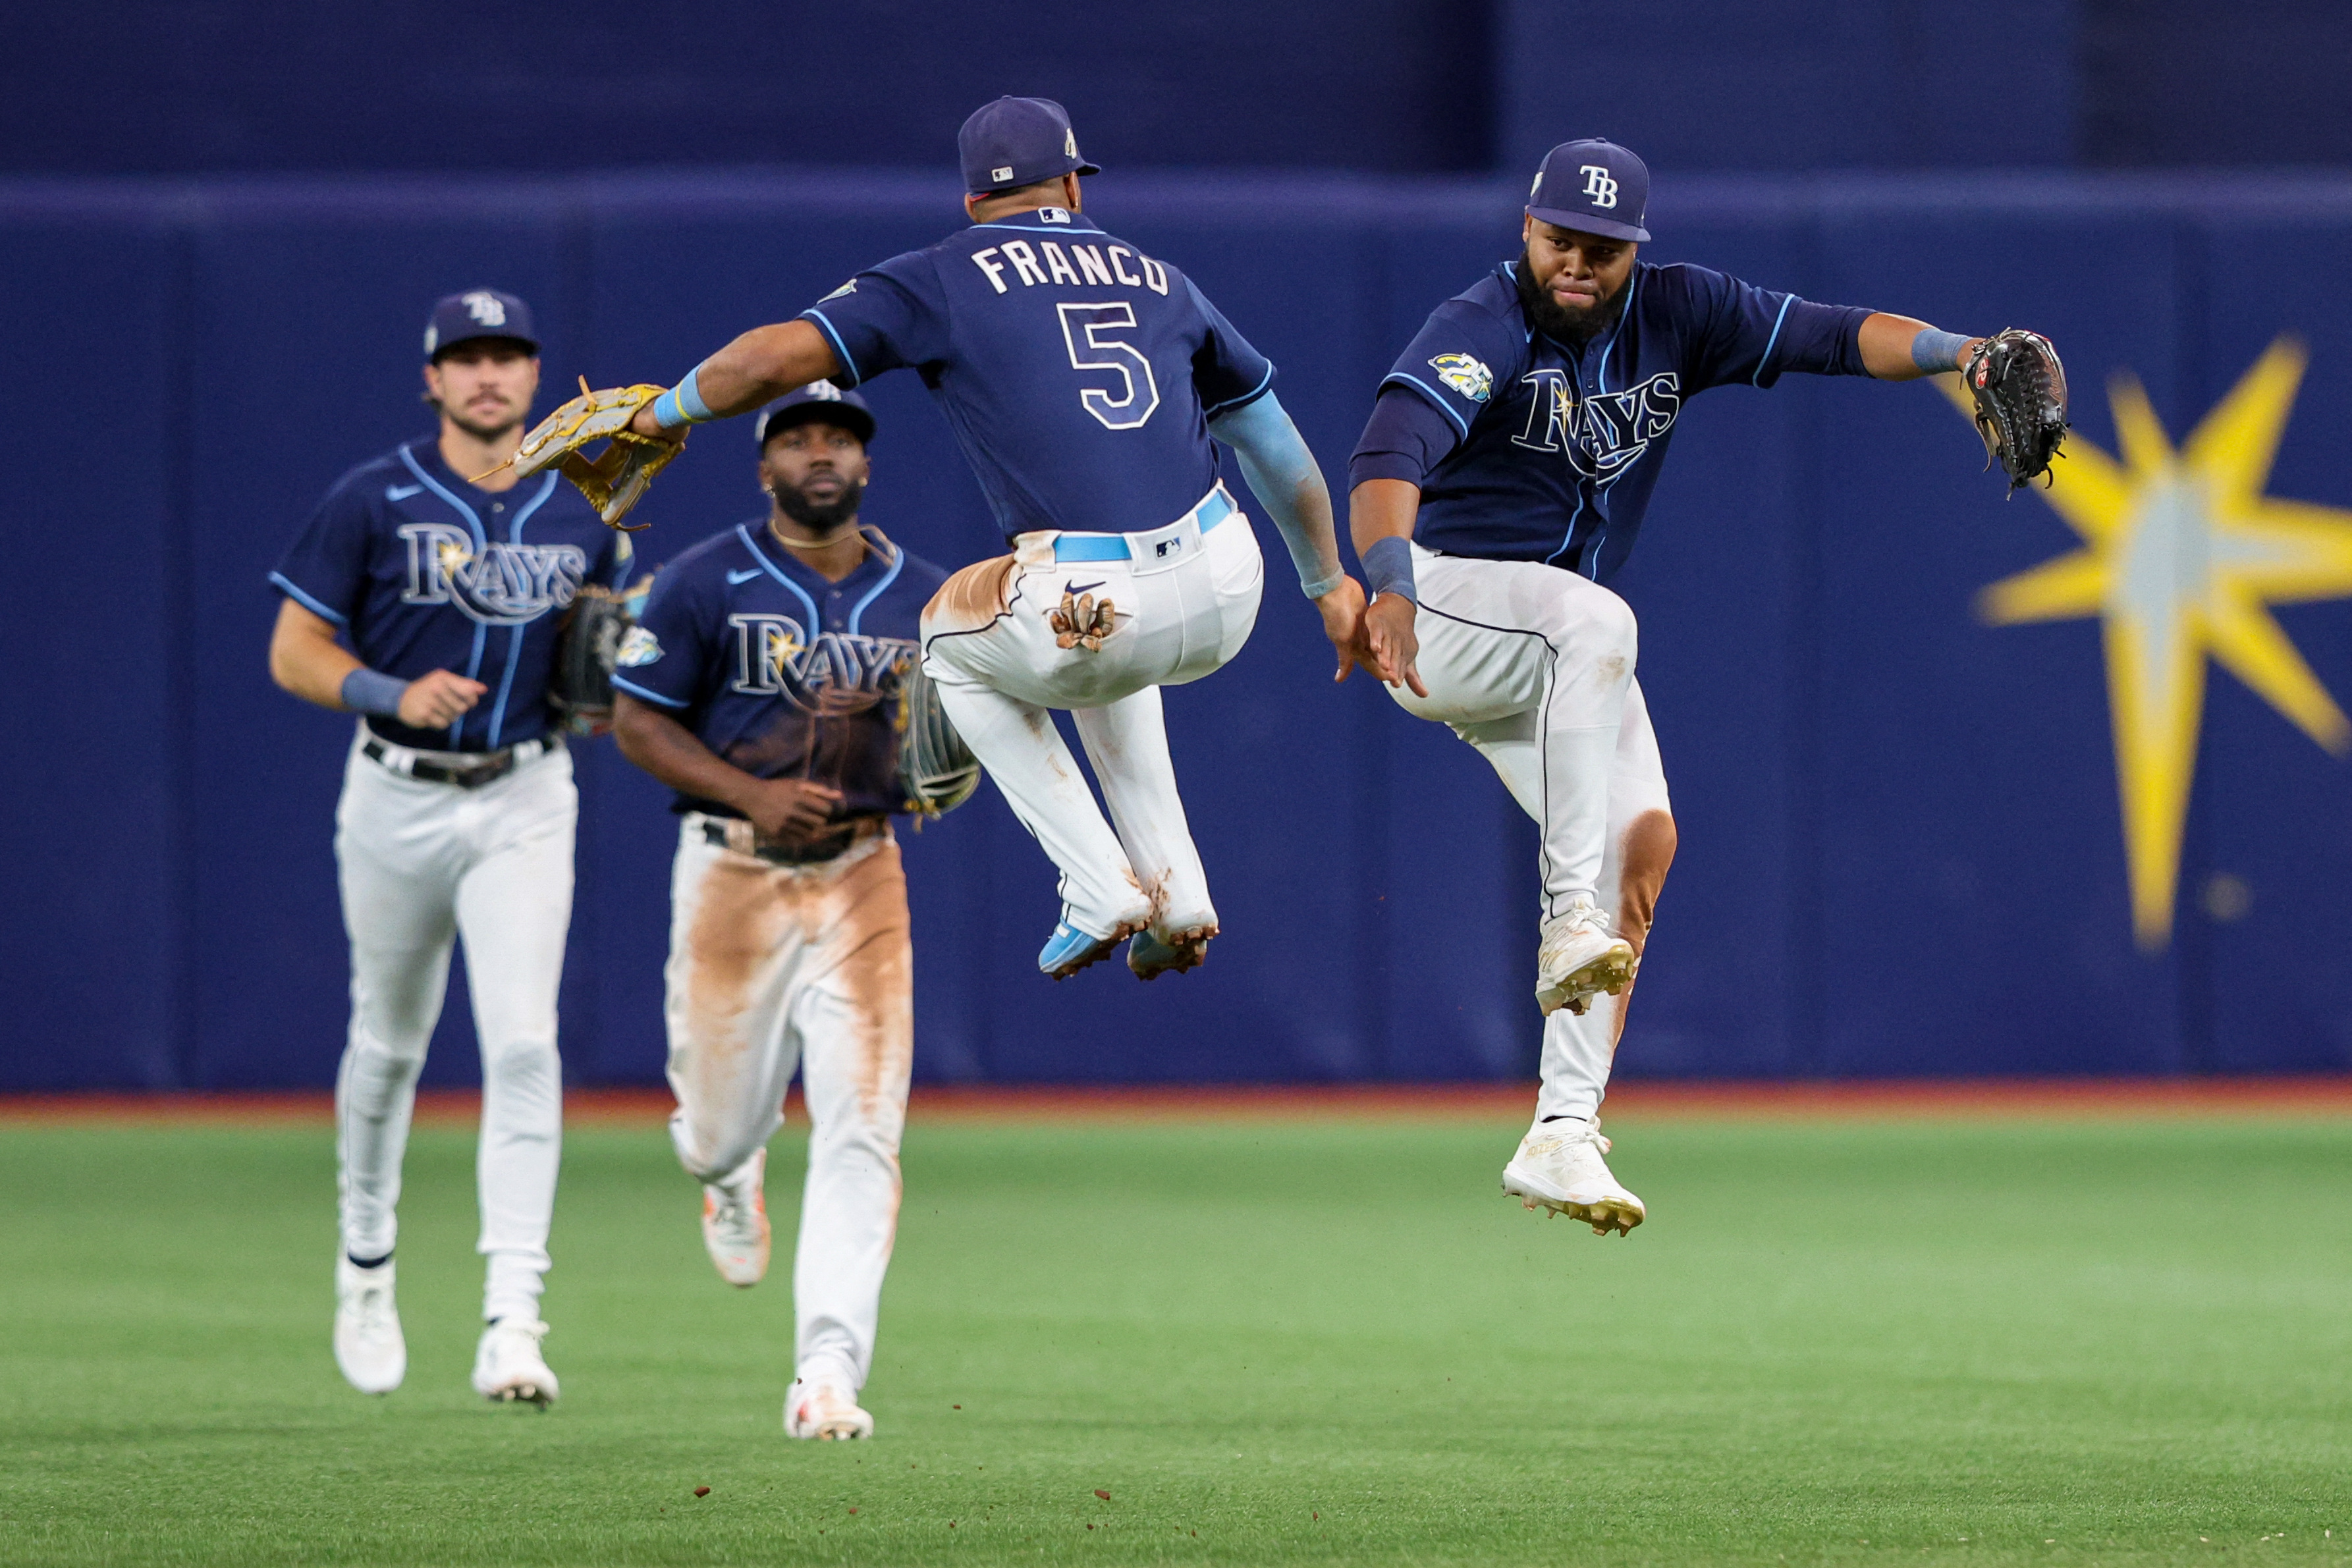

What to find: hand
left=1362, top=593, right=1427, bottom=698
left=397, top=670, right=488, bottom=729
left=739, top=778, right=845, bottom=843
left=1314, top=577, right=1372, bottom=683
left=626, top=401, right=688, bottom=443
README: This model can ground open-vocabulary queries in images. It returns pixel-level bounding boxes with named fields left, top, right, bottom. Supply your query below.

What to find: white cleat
left=701, top=1148, right=771, bottom=1288
left=1534, top=896, right=1637, bottom=1017
left=333, top=1256, right=406, bottom=1395
left=1502, top=1120, right=1646, bottom=1236
left=472, top=1317, right=559, bottom=1408
left=785, top=1378, right=875, bottom=1441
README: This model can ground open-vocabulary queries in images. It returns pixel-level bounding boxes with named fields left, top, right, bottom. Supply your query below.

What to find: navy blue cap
left=1526, top=140, right=1651, bottom=243
left=959, top=96, right=1101, bottom=196
left=755, top=381, right=876, bottom=447
left=424, top=288, right=537, bottom=361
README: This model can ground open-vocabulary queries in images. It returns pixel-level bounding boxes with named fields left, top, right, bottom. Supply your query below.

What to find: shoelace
left=1523, top=1122, right=1612, bottom=1159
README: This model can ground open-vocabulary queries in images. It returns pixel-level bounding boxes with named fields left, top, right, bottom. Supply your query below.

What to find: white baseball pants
left=920, top=484, right=1264, bottom=940
left=663, top=819, right=913, bottom=1395
left=332, top=725, right=573, bottom=1324
left=1389, top=547, right=1677, bottom=1125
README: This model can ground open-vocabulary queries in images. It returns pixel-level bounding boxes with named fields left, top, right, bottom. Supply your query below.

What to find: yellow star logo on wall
left=1957, top=339, right=2352, bottom=948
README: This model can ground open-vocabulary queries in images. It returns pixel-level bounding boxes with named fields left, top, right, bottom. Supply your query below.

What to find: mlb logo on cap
left=1526, top=139, right=1651, bottom=244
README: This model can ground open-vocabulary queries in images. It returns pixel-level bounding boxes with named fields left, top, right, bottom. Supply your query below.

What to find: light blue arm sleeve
left=1205, top=391, right=1345, bottom=599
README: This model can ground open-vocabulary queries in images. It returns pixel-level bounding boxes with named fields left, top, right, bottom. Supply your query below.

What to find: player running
left=268, top=290, right=635, bottom=1403
left=609, top=385, right=946, bottom=1441
left=605, top=96, right=1364, bottom=981
left=1348, top=140, right=2064, bottom=1236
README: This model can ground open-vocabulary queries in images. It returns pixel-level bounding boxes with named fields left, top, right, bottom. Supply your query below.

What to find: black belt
left=702, top=819, right=872, bottom=865
left=362, top=734, right=553, bottom=790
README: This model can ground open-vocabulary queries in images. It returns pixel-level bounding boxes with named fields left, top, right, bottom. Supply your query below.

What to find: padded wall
left=6, top=171, right=2351, bottom=1089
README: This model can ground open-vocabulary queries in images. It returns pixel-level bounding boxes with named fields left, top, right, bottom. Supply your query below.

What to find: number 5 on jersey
left=1058, top=302, right=1161, bottom=430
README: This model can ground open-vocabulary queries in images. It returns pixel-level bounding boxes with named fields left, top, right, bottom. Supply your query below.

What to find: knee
left=481, top=1035, right=561, bottom=1097
left=1577, top=589, right=1639, bottom=671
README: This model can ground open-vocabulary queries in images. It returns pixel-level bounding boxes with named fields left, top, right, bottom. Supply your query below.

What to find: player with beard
left=609, top=385, right=948, bottom=1440
left=1347, top=139, right=2035, bottom=1235
left=269, top=289, right=635, bottom=1404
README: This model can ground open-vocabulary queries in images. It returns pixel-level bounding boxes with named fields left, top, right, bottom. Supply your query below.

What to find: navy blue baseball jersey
left=1350, top=259, right=1871, bottom=581
left=273, top=438, right=633, bottom=751
left=610, top=523, right=948, bottom=823
left=799, top=207, right=1274, bottom=543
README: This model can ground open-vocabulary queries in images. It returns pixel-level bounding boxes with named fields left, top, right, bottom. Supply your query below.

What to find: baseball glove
left=1964, top=329, right=2069, bottom=489
left=548, top=576, right=650, bottom=736
left=1049, top=590, right=1117, bottom=651
left=505, top=379, right=684, bottom=530
left=895, top=656, right=982, bottom=818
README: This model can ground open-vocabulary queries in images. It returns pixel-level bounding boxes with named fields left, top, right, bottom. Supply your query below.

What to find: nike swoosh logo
left=727, top=568, right=763, bottom=585
left=385, top=483, right=425, bottom=501
left=1062, top=580, right=1106, bottom=595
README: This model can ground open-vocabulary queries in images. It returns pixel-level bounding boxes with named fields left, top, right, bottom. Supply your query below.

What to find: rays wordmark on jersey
left=1510, top=369, right=1682, bottom=483
left=728, top=614, right=917, bottom=713
left=398, top=522, right=589, bottom=626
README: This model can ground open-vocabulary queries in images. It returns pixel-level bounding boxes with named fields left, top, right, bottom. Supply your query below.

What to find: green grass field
left=3, top=1108, right=2349, bottom=1566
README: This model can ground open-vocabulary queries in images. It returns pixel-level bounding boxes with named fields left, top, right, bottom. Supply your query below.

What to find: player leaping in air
left=525, top=95, right=1364, bottom=981
left=1346, top=139, right=2064, bottom=1237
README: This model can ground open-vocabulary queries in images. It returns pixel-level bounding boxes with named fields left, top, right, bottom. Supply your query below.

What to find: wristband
left=1911, top=327, right=1971, bottom=375
left=341, top=667, right=409, bottom=718
left=1362, top=535, right=1417, bottom=605
left=1299, top=569, right=1345, bottom=600
left=650, top=364, right=717, bottom=431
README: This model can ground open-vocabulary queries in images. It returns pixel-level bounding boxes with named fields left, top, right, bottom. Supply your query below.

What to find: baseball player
left=1348, top=140, right=2059, bottom=1235
left=611, top=96, right=1366, bottom=981
left=608, top=385, right=946, bottom=1441
left=268, top=289, right=633, bottom=1404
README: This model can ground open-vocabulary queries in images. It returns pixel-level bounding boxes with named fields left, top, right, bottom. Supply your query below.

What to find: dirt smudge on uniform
left=924, top=555, right=1018, bottom=634
left=1608, top=808, right=1678, bottom=1049
left=678, top=852, right=798, bottom=1160
left=826, top=840, right=914, bottom=1134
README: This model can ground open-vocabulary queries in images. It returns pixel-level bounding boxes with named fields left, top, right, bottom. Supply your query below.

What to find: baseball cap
left=1525, top=140, right=1651, bottom=244
left=959, top=96, right=1101, bottom=196
left=755, top=381, right=876, bottom=447
left=424, top=288, right=538, bottom=361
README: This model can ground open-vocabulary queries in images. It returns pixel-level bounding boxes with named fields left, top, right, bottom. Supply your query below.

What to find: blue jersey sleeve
left=1184, top=279, right=1276, bottom=416
left=1377, top=300, right=1524, bottom=447
left=608, top=564, right=714, bottom=713
left=1669, top=263, right=1871, bottom=392
left=269, top=468, right=379, bottom=627
left=1348, top=383, right=1463, bottom=491
left=796, top=254, right=951, bottom=388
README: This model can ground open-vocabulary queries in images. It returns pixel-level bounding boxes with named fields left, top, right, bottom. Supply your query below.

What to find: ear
left=1520, top=213, right=1535, bottom=244
left=964, top=191, right=985, bottom=221
left=1063, top=173, right=1083, bottom=212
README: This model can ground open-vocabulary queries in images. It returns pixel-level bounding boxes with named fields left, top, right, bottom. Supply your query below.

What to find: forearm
left=643, top=320, right=843, bottom=433
left=1348, top=477, right=1421, bottom=560
left=1860, top=312, right=1982, bottom=381
left=1208, top=393, right=1344, bottom=597
left=267, top=603, right=362, bottom=711
left=613, top=697, right=767, bottom=810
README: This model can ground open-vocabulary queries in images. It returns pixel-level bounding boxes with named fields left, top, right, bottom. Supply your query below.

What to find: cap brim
left=1073, top=159, right=1102, bottom=176
left=1527, top=205, right=1649, bottom=243
left=429, top=333, right=539, bottom=362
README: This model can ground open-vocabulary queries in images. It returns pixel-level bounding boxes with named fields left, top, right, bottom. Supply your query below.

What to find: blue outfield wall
left=6, top=169, right=2352, bottom=1091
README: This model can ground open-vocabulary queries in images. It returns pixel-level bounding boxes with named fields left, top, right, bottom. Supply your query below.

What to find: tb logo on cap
left=461, top=290, right=508, bottom=326
left=1580, top=166, right=1620, bottom=209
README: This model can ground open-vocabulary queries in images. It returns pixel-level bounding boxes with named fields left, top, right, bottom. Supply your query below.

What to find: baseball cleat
left=701, top=1147, right=771, bottom=1287
left=785, top=1379, right=875, bottom=1441
left=1534, top=896, right=1636, bottom=1017
left=1502, top=1120, right=1645, bottom=1236
left=471, top=1317, right=559, bottom=1408
left=1038, top=913, right=1142, bottom=980
left=333, top=1256, right=406, bottom=1395
left=1128, top=923, right=1215, bottom=981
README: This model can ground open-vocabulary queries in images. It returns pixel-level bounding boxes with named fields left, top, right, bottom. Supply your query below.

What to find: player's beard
left=774, top=475, right=866, bottom=534
left=1516, top=247, right=1625, bottom=348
